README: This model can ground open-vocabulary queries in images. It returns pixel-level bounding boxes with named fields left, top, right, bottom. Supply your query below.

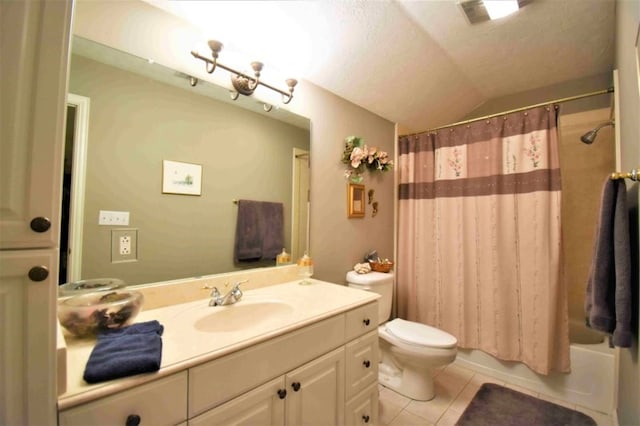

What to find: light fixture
left=458, top=0, right=529, bottom=24
left=483, top=1, right=519, bottom=20
left=191, top=40, right=298, bottom=104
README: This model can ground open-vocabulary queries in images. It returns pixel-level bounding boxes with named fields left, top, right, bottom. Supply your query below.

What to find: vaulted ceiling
left=146, top=0, right=616, bottom=133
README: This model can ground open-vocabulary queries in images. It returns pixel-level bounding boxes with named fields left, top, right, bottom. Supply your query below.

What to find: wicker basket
left=369, top=261, right=394, bottom=273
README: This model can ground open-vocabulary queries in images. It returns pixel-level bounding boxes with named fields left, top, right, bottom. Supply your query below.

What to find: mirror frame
left=347, top=183, right=365, bottom=218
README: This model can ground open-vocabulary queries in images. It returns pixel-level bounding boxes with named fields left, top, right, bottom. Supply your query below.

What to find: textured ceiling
left=147, top=0, right=615, bottom=133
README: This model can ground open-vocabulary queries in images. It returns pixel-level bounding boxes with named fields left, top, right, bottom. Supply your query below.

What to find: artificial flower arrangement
left=341, top=136, right=393, bottom=182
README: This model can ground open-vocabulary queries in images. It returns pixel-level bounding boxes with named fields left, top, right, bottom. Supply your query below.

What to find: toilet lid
left=385, top=319, right=457, bottom=348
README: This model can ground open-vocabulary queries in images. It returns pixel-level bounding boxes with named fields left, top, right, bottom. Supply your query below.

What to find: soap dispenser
left=297, top=252, right=314, bottom=285
left=276, top=248, right=291, bottom=265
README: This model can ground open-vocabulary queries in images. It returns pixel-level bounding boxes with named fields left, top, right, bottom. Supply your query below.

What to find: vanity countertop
left=57, top=280, right=379, bottom=410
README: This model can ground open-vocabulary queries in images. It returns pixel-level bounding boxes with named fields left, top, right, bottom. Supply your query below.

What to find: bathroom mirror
left=64, top=36, right=311, bottom=287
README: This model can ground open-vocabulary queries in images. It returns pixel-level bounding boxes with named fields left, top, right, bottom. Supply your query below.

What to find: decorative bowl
left=58, top=290, right=143, bottom=337
left=58, top=278, right=126, bottom=297
left=369, top=261, right=394, bottom=273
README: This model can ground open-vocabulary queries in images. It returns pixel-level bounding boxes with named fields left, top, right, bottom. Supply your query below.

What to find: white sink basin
left=193, top=300, right=295, bottom=332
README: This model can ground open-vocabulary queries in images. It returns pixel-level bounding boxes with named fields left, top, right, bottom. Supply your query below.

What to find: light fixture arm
left=190, top=40, right=298, bottom=104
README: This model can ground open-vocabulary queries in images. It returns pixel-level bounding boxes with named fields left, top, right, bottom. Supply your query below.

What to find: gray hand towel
left=585, top=178, right=632, bottom=347
left=260, top=201, right=284, bottom=260
left=234, top=200, right=263, bottom=262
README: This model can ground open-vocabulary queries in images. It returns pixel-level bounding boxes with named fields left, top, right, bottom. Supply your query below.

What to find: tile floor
left=378, top=363, right=614, bottom=426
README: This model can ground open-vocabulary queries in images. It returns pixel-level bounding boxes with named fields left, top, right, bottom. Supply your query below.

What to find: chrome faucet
left=209, top=280, right=247, bottom=306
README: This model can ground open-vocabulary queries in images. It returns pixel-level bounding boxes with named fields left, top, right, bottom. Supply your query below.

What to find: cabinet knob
left=362, top=414, right=370, bottom=423
left=28, top=266, right=49, bottom=282
left=277, top=389, right=287, bottom=399
left=125, top=414, right=141, bottom=426
left=30, top=216, right=51, bottom=233
left=291, top=382, right=301, bottom=392
left=363, top=360, right=371, bottom=368
left=363, top=318, right=371, bottom=326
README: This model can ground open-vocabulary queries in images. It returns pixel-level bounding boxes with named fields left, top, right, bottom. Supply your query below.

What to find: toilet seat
left=385, top=318, right=457, bottom=349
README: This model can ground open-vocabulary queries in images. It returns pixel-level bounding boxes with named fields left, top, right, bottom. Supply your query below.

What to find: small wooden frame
left=347, top=183, right=365, bottom=218
left=162, top=160, right=202, bottom=195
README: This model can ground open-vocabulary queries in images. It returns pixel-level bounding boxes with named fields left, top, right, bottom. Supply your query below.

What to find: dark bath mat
left=456, top=383, right=597, bottom=426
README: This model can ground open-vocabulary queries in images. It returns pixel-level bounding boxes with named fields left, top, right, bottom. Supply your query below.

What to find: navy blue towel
left=83, top=320, right=164, bottom=384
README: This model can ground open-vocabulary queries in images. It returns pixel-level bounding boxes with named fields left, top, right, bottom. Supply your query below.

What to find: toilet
left=347, top=271, right=457, bottom=401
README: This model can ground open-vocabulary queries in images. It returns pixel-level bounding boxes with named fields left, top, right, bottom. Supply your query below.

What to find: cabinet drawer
left=345, top=330, right=379, bottom=400
left=58, top=372, right=188, bottom=426
left=345, top=302, right=378, bottom=341
left=189, top=314, right=345, bottom=418
left=345, top=382, right=379, bottom=426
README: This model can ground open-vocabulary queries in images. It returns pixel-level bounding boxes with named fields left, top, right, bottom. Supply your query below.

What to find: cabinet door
left=285, top=347, right=345, bottom=426
left=189, top=377, right=285, bottom=426
left=0, top=250, right=58, bottom=425
left=345, top=383, right=378, bottom=426
left=0, top=0, right=71, bottom=249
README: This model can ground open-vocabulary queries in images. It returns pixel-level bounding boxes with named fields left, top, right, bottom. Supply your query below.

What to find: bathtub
left=453, top=320, right=616, bottom=414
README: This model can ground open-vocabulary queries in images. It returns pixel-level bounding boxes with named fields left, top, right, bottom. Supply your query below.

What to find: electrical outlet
left=119, top=236, right=131, bottom=255
left=111, top=229, right=138, bottom=263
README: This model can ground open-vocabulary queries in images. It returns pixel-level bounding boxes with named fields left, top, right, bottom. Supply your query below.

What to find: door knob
left=28, top=266, right=49, bottom=282
left=363, top=360, right=371, bottom=368
left=30, top=216, right=51, bottom=233
left=291, top=382, right=301, bottom=392
left=277, top=389, right=287, bottom=399
left=125, top=414, right=141, bottom=426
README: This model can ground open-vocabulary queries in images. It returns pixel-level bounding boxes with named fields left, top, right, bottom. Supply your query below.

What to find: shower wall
left=558, top=107, right=615, bottom=328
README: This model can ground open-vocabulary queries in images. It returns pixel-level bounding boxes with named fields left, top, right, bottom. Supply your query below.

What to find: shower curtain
left=397, top=105, right=570, bottom=375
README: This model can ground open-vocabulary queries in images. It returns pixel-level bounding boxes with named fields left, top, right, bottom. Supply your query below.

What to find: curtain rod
left=400, top=87, right=615, bottom=138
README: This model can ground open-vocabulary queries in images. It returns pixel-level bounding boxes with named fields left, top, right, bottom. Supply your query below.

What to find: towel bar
left=610, top=168, right=639, bottom=181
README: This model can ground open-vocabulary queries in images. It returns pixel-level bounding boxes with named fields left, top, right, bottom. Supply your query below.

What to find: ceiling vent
left=457, top=0, right=531, bottom=24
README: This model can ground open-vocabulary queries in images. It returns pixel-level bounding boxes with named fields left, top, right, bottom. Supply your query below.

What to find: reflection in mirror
left=62, top=36, right=311, bottom=287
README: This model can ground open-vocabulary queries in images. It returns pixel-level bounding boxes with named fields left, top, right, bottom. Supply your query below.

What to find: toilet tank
left=346, top=271, right=393, bottom=324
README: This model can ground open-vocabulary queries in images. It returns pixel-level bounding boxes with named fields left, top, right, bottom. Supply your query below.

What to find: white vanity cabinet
left=190, top=348, right=345, bottom=426
left=189, top=304, right=378, bottom=425
left=58, top=293, right=380, bottom=426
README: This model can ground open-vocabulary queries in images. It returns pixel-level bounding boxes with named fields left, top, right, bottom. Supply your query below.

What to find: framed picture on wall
left=635, top=23, right=640, bottom=98
left=347, top=183, right=365, bottom=218
left=162, top=160, right=202, bottom=195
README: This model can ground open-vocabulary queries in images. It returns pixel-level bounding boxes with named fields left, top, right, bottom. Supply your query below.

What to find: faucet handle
left=210, top=287, right=221, bottom=298
left=232, top=279, right=248, bottom=289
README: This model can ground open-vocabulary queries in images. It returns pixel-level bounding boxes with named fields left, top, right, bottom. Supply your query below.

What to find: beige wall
left=463, top=72, right=613, bottom=120
left=614, top=1, right=640, bottom=424
left=558, top=108, right=615, bottom=323
left=69, top=55, right=308, bottom=285
left=72, top=0, right=396, bottom=286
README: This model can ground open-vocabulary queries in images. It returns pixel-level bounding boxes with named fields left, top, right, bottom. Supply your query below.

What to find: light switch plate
left=111, top=228, right=138, bottom=263
left=99, top=210, right=130, bottom=226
